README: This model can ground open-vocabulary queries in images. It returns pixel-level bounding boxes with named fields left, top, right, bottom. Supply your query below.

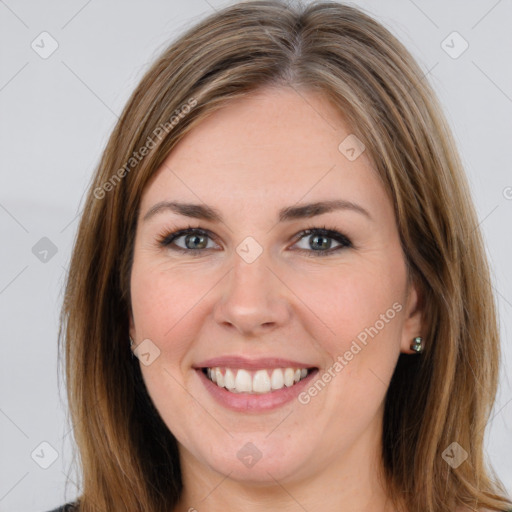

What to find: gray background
left=0, top=1, right=511, bottom=510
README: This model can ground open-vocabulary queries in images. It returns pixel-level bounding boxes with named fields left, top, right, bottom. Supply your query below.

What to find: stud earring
left=410, top=336, right=423, bottom=353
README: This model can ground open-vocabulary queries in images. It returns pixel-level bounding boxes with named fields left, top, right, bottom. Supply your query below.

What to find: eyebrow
left=142, top=199, right=372, bottom=223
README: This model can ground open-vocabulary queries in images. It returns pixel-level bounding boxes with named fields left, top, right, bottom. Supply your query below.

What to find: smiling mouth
left=201, top=367, right=314, bottom=394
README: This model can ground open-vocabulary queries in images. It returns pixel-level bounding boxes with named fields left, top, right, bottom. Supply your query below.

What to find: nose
left=212, top=252, right=292, bottom=337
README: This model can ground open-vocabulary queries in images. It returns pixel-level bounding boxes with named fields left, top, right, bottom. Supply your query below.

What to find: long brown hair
left=59, top=1, right=512, bottom=511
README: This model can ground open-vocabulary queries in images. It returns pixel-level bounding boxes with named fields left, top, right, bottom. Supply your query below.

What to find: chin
left=201, top=440, right=315, bottom=485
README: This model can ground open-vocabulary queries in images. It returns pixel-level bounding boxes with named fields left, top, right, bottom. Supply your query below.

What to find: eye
left=291, top=227, right=352, bottom=256
left=157, top=227, right=219, bottom=256
left=156, top=225, right=352, bottom=257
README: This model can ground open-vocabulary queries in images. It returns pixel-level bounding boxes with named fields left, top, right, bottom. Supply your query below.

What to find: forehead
left=139, top=86, right=385, bottom=218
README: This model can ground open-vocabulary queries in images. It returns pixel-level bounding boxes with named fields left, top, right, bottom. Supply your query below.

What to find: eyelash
left=156, top=224, right=353, bottom=258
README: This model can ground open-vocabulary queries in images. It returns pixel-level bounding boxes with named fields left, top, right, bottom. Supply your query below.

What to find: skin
left=129, top=86, right=423, bottom=512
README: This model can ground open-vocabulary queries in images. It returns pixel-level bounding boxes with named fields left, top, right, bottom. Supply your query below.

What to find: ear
left=400, top=278, right=424, bottom=354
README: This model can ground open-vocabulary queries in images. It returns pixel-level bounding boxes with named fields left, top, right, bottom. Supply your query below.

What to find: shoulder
left=45, top=503, right=78, bottom=512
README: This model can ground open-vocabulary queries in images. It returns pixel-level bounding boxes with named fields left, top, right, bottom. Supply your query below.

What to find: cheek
left=288, top=256, right=406, bottom=355
left=130, top=259, right=216, bottom=344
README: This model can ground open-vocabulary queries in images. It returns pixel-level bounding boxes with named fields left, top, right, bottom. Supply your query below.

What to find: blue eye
left=158, top=227, right=218, bottom=255
left=292, top=227, right=352, bottom=256
left=157, top=226, right=352, bottom=257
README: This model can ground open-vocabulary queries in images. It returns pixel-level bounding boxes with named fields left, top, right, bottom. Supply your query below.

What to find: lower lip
left=196, top=368, right=318, bottom=412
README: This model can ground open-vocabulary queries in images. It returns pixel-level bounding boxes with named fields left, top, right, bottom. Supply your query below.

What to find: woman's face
left=129, top=86, right=422, bottom=485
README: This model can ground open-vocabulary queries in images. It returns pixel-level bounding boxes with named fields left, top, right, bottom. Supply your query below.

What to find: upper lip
left=194, top=356, right=317, bottom=370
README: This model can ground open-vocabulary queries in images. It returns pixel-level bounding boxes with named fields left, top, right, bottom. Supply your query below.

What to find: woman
left=52, top=1, right=512, bottom=511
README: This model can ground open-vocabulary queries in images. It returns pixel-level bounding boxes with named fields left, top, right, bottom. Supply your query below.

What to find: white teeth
left=205, top=366, right=310, bottom=394
left=284, top=368, right=295, bottom=387
left=215, top=368, right=223, bottom=387
left=253, top=369, right=271, bottom=393
left=235, top=369, right=252, bottom=392
left=224, top=368, right=236, bottom=390
left=270, top=368, right=284, bottom=390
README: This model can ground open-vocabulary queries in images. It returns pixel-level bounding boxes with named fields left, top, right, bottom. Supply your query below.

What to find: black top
left=46, top=504, right=76, bottom=512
